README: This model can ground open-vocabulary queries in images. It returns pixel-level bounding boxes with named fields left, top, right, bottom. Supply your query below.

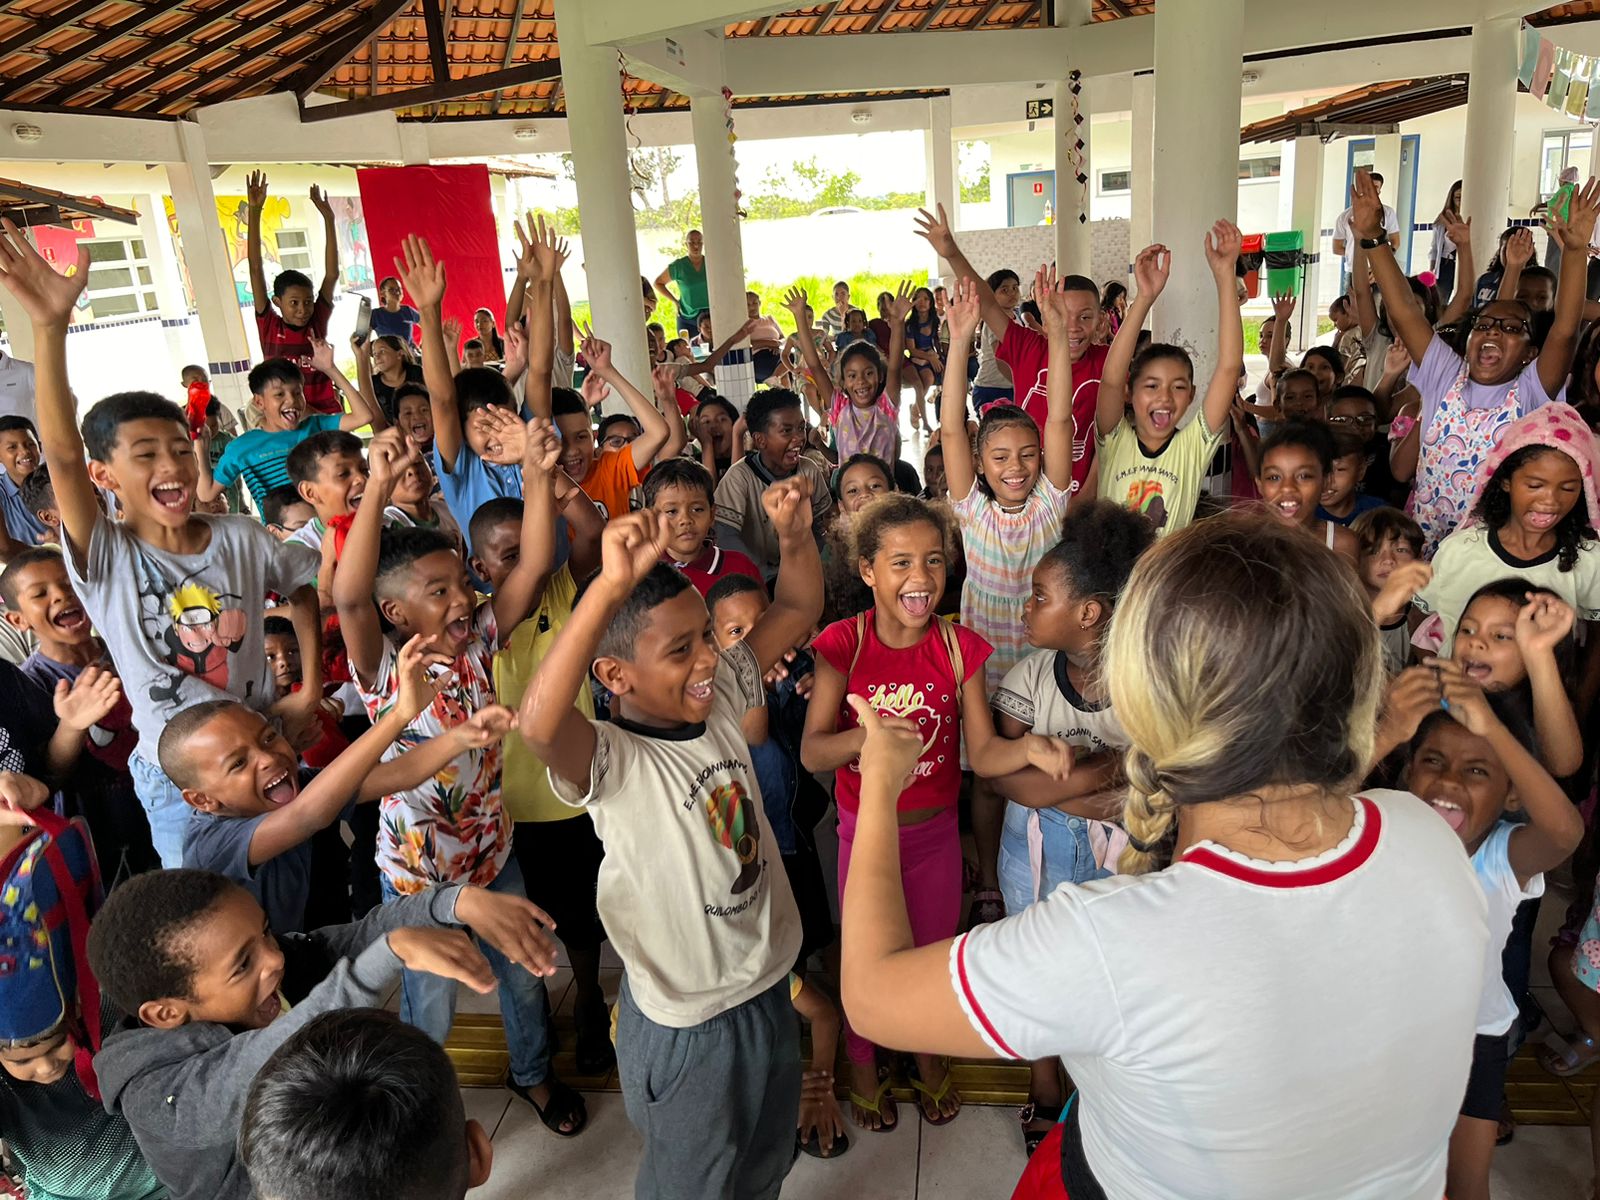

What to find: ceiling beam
left=66, top=0, right=326, bottom=109
left=2, top=0, right=198, bottom=100
left=491, top=0, right=530, bottom=115
left=154, top=12, right=358, bottom=113
left=420, top=0, right=452, bottom=85
left=285, top=0, right=417, bottom=99
left=583, top=0, right=798, bottom=47
left=297, top=56, right=561, bottom=122
left=916, top=0, right=956, bottom=31
left=864, top=0, right=900, bottom=34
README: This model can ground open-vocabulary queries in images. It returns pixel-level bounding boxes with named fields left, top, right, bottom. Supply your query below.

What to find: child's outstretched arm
left=46, top=666, right=122, bottom=782
left=361, top=705, right=516, bottom=802
left=1514, top=594, right=1584, bottom=777
left=333, top=428, right=410, bottom=688
left=960, top=672, right=1074, bottom=782
left=1438, top=215, right=1476, bottom=326
left=1349, top=247, right=1379, bottom=339
left=520, top=510, right=674, bottom=789
left=886, top=281, right=912, bottom=402
left=743, top=477, right=824, bottom=675
left=913, top=203, right=1010, bottom=340
left=524, top=214, right=567, bottom=421
left=840, top=696, right=993, bottom=1057
left=1201, top=219, right=1246, bottom=436
left=244, top=635, right=455, bottom=866
left=311, top=336, right=384, bottom=432
left=782, top=288, right=831, bottom=419
left=1437, top=662, right=1584, bottom=887
left=246, top=170, right=270, bottom=316
left=393, top=235, right=461, bottom=469
left=1098, top=245, right=1168, bottom=438
left=578, top=331, right=672, bottom=468
left=1542, top=178, right=1600, bottom=396
left=1265, top=292, right=1293, bottom=379
left=491, top=418, right=560, bottom=635
left=0, top=222, right=98, bottom=567
left=1035, top=263, right=1077, bottom=492
left=1496, top=227, right=1534, bottom=303
left=938, top=277, right=982, bottom=502
left=1349, top=170, right=1434, bottom=365
left=554, top=467, right=604, bottom=580
left=310, top=184, right=338, bottom=306
left=792, top=977, right=848, bottom=1157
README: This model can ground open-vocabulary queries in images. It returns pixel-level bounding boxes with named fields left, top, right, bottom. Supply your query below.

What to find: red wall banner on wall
left=355, top=164, right=502, bottom=350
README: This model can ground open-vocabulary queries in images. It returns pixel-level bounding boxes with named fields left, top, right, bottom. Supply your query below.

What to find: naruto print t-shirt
left=549, top=638, right=801, bottom=1028
left=66, top=512, right=318, bottom=763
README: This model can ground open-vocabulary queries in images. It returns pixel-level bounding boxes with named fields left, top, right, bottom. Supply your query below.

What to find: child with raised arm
left=937, top=270, right=1077, bottom=924
left=0, top=219, right=324, bottom=869
left=333, top=421, right=583, bottom=1136
left=1352, top=168, right=1596, bottom=554
left=246, top=173, right=342, bottom=415
left=1094, top=224, right=1244, bottom=535
left=519, top=482, right=825, bottom=1200
left=785, top=282, right=908, bottom=463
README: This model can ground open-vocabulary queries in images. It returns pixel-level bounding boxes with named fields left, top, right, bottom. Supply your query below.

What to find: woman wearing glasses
left=1350, top=170, right=1600, bottom=556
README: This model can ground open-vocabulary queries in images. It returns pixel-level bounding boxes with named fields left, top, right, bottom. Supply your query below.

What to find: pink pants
left=837, top=804, right=962, bottom=1065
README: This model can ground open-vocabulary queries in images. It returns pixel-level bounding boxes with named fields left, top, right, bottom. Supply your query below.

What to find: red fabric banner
left=355, top=164, right=502, bottom=344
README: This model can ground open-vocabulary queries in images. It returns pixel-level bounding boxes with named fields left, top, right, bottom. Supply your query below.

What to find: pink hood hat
left=1472, top=402, right=1600, bottom=529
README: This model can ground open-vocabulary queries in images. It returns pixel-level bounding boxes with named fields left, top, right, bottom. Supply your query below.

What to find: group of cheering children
left=2, top=161, right=1600, bottom=1200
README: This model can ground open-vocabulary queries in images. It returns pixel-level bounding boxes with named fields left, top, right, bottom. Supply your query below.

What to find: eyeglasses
left=1328, top=414, right=1377, bottom=428
left=1471, top=316, right=1530, bottom=336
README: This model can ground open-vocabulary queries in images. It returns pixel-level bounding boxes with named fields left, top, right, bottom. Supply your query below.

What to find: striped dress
left=951, top=476, right=1072, bottom=693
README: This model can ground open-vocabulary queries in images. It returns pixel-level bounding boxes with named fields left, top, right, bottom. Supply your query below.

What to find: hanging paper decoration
left=1521, top=23, right=1600, bottom=124
left=1065, top=69, right=1088, bottom=226
left=722, top=85, right=747, bottom=219
left=616, top=50, right=650, bottom=208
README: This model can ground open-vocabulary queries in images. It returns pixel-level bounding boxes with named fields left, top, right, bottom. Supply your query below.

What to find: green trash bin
left=1263, top=230, right=1304, bottom=297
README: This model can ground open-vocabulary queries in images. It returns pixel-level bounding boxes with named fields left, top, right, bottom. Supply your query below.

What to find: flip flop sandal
left=509, top=1077, right=588, bottom=1138
left=1019, top=1100, right=1064, bottom=1157
left=797, top=1128, right=853, bottom=1159
left=911, top=1061, right=962, bottom=1127
left=847, top=1076, right=899, bottom=1132
left=1540, top=1031, right=1600, bottom=1077
left=970, top=889, right=1005, bottom=926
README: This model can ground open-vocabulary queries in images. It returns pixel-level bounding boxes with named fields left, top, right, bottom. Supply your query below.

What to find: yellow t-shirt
left=1096, top=415, right=1223, bottom=536
left=493, top=566, right=595, bottom=823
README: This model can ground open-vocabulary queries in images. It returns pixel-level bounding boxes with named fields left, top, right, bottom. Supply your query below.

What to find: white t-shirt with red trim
left=949, top=790, right=1486, bottom=1200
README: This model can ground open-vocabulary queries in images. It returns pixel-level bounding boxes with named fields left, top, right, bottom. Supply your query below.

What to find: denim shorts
left=998, top=802, right=1112, bottom=914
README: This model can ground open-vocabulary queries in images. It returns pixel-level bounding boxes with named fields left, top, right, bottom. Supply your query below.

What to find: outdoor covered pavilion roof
left=0, top=0, right=1589, bottom=125
left=1240, top=75, right=1474, bottom=144
left=0, top=177, right=139, bottom=227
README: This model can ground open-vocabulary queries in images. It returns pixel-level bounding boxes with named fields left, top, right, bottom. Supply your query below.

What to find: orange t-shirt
left=579, top=448, right=644, bottom=521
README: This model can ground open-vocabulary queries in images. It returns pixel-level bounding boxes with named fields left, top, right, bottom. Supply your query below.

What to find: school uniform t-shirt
left=992, top=649, right=1126, bottom=754
left=211, top=414, right=342, bottom=511
left=65, top=513, right=318, bottom=765
left=1471, top=821, right=1544, bottom=1035
left=951, top=791, right=1486, bottom=1200
left=0, top=352, right=36, bottom=423
left=256, top=297, right=338, bottom=414
left=183, top=790, right=318, bottom=934
left=670, top=544, right=763, bottom=598
left=997, top=324, right=1109, bottom=495
left=1096, top=416, right=1224, bottom=535
left=1412, top=524, right=1600, bottom=654
left=812, top=611, right=992, bottom=815
left=0, top=470, right=49, bottom=547
left=548, top=638, right=801, bottom=1028
left=713, top=454, right=833, bottom=580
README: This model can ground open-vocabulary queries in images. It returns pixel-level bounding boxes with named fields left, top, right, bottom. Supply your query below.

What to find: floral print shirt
left=358, top=600, right=510, bottom=893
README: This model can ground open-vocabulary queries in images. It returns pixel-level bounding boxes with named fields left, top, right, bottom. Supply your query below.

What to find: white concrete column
left=690, top=88, right=755, bottom=409
left=1054, top=75, right=1090, bottom=273
left=553, top=0, right=649, bottom=408
left=1588, top=123, right=1600, bottom=181
left=1289, top=136, right=1324, bottom=352
left=924, top=94, right=957, bottom=281
left=1151, top=0, right=1243, bottom=378
left=1462, top=18, right=1519, bottom=274
left=165, top=122, right=253, bottom=411
left=1129, top=70, right=1155, bottom=273
left=136, top=192, right=194, bottom=389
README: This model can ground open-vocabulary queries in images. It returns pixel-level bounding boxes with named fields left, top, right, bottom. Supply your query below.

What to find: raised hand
left=246, top=169, right=268, bottom=210
left=393, top=234, right=447, bottom=309
left=913, top=203, right=959, bottom=257
left=889, top=280, right=914, bottom=323
left=945, top=276, right=982, bottom=342
left=453, top=885, right=560, bottom=976
left=651, top=363, right=678, bottom=402
left=1382, top=338, right=1411, bottom=379
left=476, top=406, right=528, bottom=466
left=1204, top=218, right=1243, bottom=278
left=529, top=212, right=569, bottom=280
left=53, top=665, right=121, bottom=732
left=599, top=510, right=674, bottom=590
left=1552, top=177, right=1600, bottom=252
left=782, top=286, right=810, bottom=322
left=366, top=426, right=414, bottom=491
left=579, top=327, right=614, bottom=375
left=1349, top=169, right=1385, bottom=241
left=309, top=184, right=333, bottom=218
left=393, top=633, right=455, bottom=723
left=521, top=415, right=561, bottom=474
left=1131, top=244, right=1171, bottom=301
left=1503, top=227, right=1535, bottom=270
left=1443, top=212, right=1472, bottom=251
left=0, top=218, right=89, bottom=328
left=1270, top=292, right=1296, bottom=321
left=580, top=369, right=611, bottom=410
left=308, top=334, right=336, bottom=377
left=1515, top=592, right=1576, bottom=657
left=847, top=693, right=923, bottom=795
left=441, top=315, right=463, bottom=351
left=1035, top=263, right=1074, bottom=335
left=761, top=475, right=815, bottom=543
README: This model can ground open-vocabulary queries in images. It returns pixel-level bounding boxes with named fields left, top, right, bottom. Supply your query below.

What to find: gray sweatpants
left=616, top=977, right=800, bottom=1200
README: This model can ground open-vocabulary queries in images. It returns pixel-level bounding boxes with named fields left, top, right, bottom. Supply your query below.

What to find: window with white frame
left=275, top=229, right=314, bottom=272
left=83, top=238, right=157, bottom=319
left=1541, top=129, right=1594, bottom=199
left=1098, top=168, right=1131, bottom=195
left=1238, top=156, right=1282, bottom=182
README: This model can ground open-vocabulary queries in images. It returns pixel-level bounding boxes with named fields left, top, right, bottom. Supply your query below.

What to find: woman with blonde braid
left=839, top=513, right=1488, bottom=1200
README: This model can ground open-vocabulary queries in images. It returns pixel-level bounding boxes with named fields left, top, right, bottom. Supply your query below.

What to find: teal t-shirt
left=211, top=413, right=341, bottom=508
left=667, top=256, right=710, bottom=317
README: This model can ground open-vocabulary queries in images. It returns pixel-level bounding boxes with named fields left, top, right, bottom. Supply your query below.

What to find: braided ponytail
left=1120, top=754, right=1176, bottom=875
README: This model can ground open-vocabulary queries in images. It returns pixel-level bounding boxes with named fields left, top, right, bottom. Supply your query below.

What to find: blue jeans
left=380, top=857, right=552, bottom=1088
left=130, top=751, right=188, bottom=868
left=997, top=802, right=1110, bottom=915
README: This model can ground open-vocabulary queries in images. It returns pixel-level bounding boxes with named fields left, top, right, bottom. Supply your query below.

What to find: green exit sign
left=1026, top=98, right=1055, bottom=120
